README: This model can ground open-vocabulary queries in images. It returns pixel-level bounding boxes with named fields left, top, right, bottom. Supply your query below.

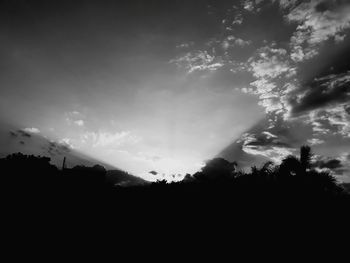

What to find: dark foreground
left=1, top=150, right=350, bottom=256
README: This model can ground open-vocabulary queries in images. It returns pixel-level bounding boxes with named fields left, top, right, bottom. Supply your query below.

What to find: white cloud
left=59, top=138, right=75, bottom=149
left=170, top=50, right=224, bottom=74
left=249, top=47, right=290, bottom=79
left=262, top=131, right=278, bottom=139
left=176, top=42, right=194, bottom=49
left=23, top=127, right=40, bottom=134
left=243, top=144, right=294, bottom=163
left=307, top=103, right=350, bottom=138
left=223, top=36, right=252, bottom=50
left=243, top=0, right=254, bottom=12
left=258, top=97, right=284, bottom=113
left=250, top=79, right=276, bottom=95
left=284, top=0, right=350, bottom=62
left=232, top=13, right=243, bottom=25
left=244, top=45, right=298, bottom=114
left=74, top=120, right=84, bottom=126
left=277, top=0, right=298, bottom=9
left=327, top=106, right=350, bottom=138
left=82, top=131, right=141, bottom=148
left=65, top=111, right=86, bottom=127
left=307, top=138, right=325, bottom=145
left=238, top=131, right=295, bottom=163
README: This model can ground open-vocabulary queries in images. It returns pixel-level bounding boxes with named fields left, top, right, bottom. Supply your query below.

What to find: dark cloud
left=316, top=159, right=343, bottom=169
left=345, top=106, right=350, bottom=115
left=244, top=132, right=290, bottom=148
left=46, top=141, right=71, bottom=156
left=315, top=0, right=350, bottom=13
left=312, top=156, right=348, bottom=176
left=9, top=130, right=33, bottom=138
left=17, top=130, right=31, bottom=138
left=9, top=131, right=18, bottom=137
left=290, top=71, right=350, bottom=115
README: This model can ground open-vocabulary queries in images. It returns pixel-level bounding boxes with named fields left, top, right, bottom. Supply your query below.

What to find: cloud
left=243, top=144, right=294, bottom=163
left=222, top=35, right=252, bottom=50
left=243, top=0, right=255, bottom=12
left=304, top=103, right=350, bottom=138
left=307, top=138, right=325, bottom=145
left=323, top=105, right=350, bottom=138
left=82, top=131, right=141, bottom=148
left=244, top=45, right=297, bottom=114
left=312, top=155, right=347, bottom=177
left=23, top=127, right=40, bottom=134
left=47, top=140, right=72, bottom=156
left=231, top=13, right=243, bottom=25
left=242, top=0, right=266, bottom=12
left=73, top=120, right=84, bottom=126
left=240, top=132, right=294, bottom=163
left=17, top=130, right=31, bottom=137
left=65, top=111, right=86, bottom=126
left=317, top=158, right=342, bottom=169
left=59, top=138, right=75, bottom=149
left=249, top=47, right=291, bottom=78
left=240, top=132, right=290, bottom=148
left=9, top=131, right=18, bottom=137
left=176, top=42, right=194, bottom=49
left=262, top=131, right=278, bottom=138
left=170, top=50, right=224, bottom=74
left=221, top=7, right=244, bottom=31
left=291, top=71, right=350, bottom=113
left=283, top=0, right=350, bottom=62
left=277, top=0, right=298, bottom=9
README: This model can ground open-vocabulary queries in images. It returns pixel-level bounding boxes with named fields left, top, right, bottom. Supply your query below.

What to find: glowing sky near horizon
left=1, top=0, right=350, bottom=181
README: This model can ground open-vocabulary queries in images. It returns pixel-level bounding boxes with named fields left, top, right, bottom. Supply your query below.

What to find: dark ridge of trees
left=343, top=183, right=350, bottom=193
left=1, top=146, right=349, bottom=249
left=1, top=146, right=349, bottom=214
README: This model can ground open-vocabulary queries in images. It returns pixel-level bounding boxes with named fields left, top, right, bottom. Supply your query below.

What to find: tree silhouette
left=279, top=145, right=312, bottom=176
left=0, top=146, right=348, bottom=207
left=300, top=145, right=312, bottom=173
left=279, top=155, right=301, bottom=176
left=193, top=158, right=237, bottom=183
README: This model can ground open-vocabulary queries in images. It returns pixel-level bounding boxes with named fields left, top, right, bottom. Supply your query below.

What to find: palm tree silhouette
left=279, top=145, right=312, bottom=176
left=300, top=145, right=312, bottom=172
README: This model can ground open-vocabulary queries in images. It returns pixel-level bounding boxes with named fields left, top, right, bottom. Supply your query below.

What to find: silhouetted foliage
left=193, top=158, right=237, bottom=183
left=0, top=153, right=59, bottom=191
left=0, top=146, right=348, bottom=214
left=300, top=145, right=312, bottom=172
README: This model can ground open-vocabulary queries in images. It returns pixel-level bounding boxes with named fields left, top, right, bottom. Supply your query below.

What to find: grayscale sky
left=0, top=0, right=349, bottom=181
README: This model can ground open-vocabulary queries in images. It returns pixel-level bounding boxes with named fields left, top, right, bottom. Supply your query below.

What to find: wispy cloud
left=73, top=120, right=84, bottom=127
left=239, top=132, right=295, bottom=163
left=307, top=138, right=324, bottom=146
left=23, top=127, right=40, bottom=134
left=82, top=131, right=141, bottom=148
left=170, top=50, right=224, bottom=74
left=284, top=0, right=350, bottom=62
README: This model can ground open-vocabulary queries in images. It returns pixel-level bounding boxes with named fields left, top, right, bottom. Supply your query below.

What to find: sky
left=0, top=0, right=349, bottom=181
